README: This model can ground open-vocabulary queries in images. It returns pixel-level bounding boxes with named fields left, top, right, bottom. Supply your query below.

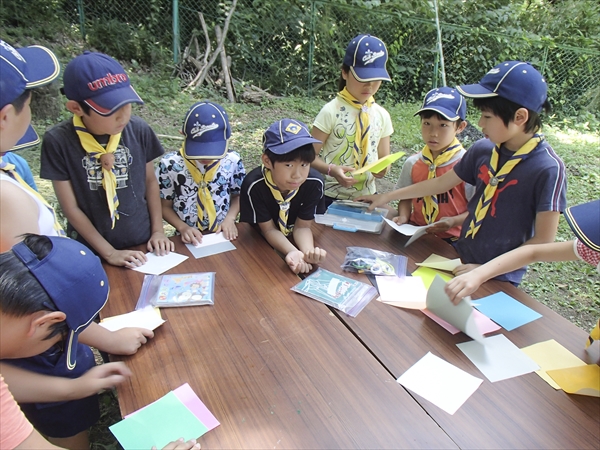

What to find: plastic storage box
left=315, top=201, right=389, bottom=233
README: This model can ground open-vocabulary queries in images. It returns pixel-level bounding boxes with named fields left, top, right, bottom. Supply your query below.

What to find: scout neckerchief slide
left=180, top=148, right=220, bottom=232
left=421, top=138, right=464, bottom=224
left=587, top=319, right=600, bottom=348
left=0, top=156, right=66, bottom=236
left=262, top=165, right=298, bottom=236
left=465, top=134, right=543, bottom=239
left=73, top=115, right=121, bottom=229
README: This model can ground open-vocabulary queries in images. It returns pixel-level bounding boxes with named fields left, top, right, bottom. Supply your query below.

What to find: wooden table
left=101, top=223, right=456, bottom=449
left=312, top=223, right=600, bottom=449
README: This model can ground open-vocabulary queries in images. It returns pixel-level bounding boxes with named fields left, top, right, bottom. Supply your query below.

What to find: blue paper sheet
left=472, top=292, right=542, bottom=331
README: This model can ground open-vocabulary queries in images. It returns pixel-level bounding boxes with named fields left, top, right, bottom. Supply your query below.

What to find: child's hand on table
left=107, top=249, right=148, bottom=267
left=180, top=225, right=204, bottom=246
left=148, top=231, right=174, bottom=255
left=285, top=250, right=312, bottom=274
left=303, top=247, right=327, bottom=265
left=154, top=438, right=201, bottom=450
left=219, top=217, right=238, bottom=240
left=108, top=327, right=154, bottom=355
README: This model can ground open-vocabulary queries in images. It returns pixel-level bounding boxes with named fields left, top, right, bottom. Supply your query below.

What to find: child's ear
left=66, top=100, right=85, bottom=116
left=28, top=311, right=66, bottom=338
left=513, top=108, right=529, bottom=127
left=455, top=120, right=468, bottom=134
left=0, top=104, right=15, bottom=132
left=261, top=153, right=274, bottom=170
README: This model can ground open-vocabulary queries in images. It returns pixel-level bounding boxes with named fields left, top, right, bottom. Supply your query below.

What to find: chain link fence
left=6, top=0, right=596, bottom=116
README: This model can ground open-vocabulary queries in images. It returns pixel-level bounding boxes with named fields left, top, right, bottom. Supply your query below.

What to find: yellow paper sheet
left=411, top=266, right=453, bottom=289
left=351, top=152, right=405, bottom=176
left=416, top=254, right=462, bottom=272
left=546, top=365, right=600, bottom=397
left=521, top=339, right=587, bottom=389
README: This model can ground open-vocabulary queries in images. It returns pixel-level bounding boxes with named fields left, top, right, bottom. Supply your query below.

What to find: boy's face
left=262, top=154, right=310, bottom=193
left=478, top=110, right=512, bottom=143
left=420, top=115, right=464, bottom=154
left=0, top=310, right=64, bottom=359
left=342, top=70, right=382, bottom=104
left=0, top=94, right=32, bottom=153
left=72, top=102, right=132, bottom=136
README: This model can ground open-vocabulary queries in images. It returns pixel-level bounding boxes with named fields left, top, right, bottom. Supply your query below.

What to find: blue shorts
left=20, top=394, right=100, bottom=438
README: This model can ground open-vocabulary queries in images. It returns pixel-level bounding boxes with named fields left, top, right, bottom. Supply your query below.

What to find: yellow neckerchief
left=0, top=156, right=66, bottom=237
left=262, top=165, right=298, bottom=236
left=421, top=138, right=464, bottom=224
left=465, top=134, right=543, bottom=239
left=73, top=115, right=121, bottom=229
left=587, top=319, right=600, bottom=348
left=180, top=147, right=221, bottom=232
left=337, top=87, right=375, bottom=169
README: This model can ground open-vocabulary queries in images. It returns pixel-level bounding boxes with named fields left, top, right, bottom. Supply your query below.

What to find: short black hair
left=418, top=110, right=463, bottom=128
left=264, top=143, right=316, bottom=164
left=77, top=101, right=92, bottom=115
left=11, top=90, right=31, bottom=113
left=473, top=96, right=551, bottom=134
left=338, top=64, right=351, bottom=92
left=0, top=234, right=68, bottom=341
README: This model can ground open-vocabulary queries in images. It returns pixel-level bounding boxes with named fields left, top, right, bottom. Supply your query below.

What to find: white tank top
left=0, top=172, right=59, bottom=237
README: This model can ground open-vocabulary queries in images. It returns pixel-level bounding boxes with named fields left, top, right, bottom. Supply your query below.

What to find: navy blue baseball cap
left=457, top=61, right=547, bottom=113
left=0, top=40, right=60, bottom=149
left=343, top=34, right=391, bottom=83
left=415, top=87, right=466, bottom=121
left=11, top=236, right=109, bottom=371
left=182, top=101, right=231, bottom=160
left=62, top=51, right=143, bottom=116
left=263, top=119, right=321, bottom=155
left=564, top=199, right=600, bottom=253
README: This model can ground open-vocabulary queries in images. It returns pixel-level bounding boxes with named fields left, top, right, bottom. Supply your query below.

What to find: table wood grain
left=311, top=223, right=600, bottom=449
left=102, top=223, right=457, bottom=449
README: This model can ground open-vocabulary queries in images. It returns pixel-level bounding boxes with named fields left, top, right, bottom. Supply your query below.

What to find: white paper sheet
left=397, top=352, right=483, bottom=415
left=185, top=233, right=236, bottom=259
left=376, top=275, right=427, bottom=309
left=100, top=306, right=166, bottom=332
left=457, top=334, right=540, bottom=382
left=383, top=218, right=434, bottom=247
left=131, top=252, right=188, bottom=275
left=426, top=275, right=484, bottom=343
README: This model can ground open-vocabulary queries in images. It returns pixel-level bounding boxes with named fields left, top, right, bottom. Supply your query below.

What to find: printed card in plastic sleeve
left=136, top=273, right=216, bottom=308
left=291, top=268, right=377, bottom=317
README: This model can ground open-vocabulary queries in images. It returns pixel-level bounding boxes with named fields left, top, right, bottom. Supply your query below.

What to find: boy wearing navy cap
left=157, top=101, right=246, bottom=245
left=395, top=87, right=474, bottom=242
left=240, top=119, right=327, bottom=274
left=40, top=51, right=174, bottom=267
left=0, top=40, right=66, bottom=251
left=360, top=61, right=567, bottom=285
left=0, top=234, right=154, bottom=448
left=311, top=34, right=393, bottom=204
left=446, top=199, right=599, bottom=303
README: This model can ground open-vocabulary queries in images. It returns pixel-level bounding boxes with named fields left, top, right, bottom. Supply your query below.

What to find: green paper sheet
left=110, top=391, right=209, bottom=449
left=412, top=266, right=453, bottom=289
left=351, top=152, right=405, bottom=176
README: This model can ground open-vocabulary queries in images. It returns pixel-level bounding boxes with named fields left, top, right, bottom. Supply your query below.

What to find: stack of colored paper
left=110, top=383, right=219, bottom=449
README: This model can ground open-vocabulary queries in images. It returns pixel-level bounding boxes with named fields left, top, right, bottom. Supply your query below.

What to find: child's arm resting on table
left=218, top=194, right=240, bottom=240
left=52, top=179, right=148, bottom=267
left=357, top=169, right=462, bottom=211
left=0, top=361, right=132, bottom=403
left=146, top=162, right=174, bottom=255
left=79, top=322, right=154, bottom=355
left=258, top=220, right=312, bottom=274
left=160, top=198, right=203, bottom=246
left=293, top=218, right=326, bottom=265
left=446, top=240, right=576, bottom=304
